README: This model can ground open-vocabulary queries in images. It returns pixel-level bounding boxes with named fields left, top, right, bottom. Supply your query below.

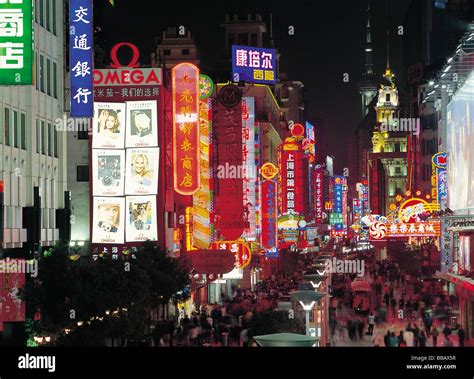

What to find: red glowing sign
left=172, top=63, right=200, bottom=195
left=261, top=180, right=277, bottom=249
left=369, top=221, right=441, bottom=240
left=213, top=102, right=245, bottom=240
left=279, top=139, right=304, bottom=216
left=0, top=262, right=26, bottom=324
left=109, top=42, right=140, bottom=68
left=291, top=123, right=305, bottom=138
left=211, top=241, right=252, bottom=269
left=314, top=169, right=324, bottom=224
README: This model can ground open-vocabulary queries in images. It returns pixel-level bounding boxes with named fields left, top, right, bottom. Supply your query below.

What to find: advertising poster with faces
left=92, top=102, right=126, bottom=149
left=126, top=101, right=158, bottom=148
left=92, top=150, right=125, bottom=196
left=126, top=196, right=158, bottom=242
left=125, top=148, right=159, bottom=195
left=92, top=197, right=125, bottom=244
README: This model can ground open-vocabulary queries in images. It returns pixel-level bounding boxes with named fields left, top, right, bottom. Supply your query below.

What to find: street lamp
left=302, top=273, right=331, bottom=346
left=291, top=290, right=325, bottom=341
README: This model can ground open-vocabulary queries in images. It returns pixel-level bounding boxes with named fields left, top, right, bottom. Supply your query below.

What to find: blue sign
left=69, top=0, right=93, bottom=117
left=232, top=45, right=276, bottom=84
left=265, top=247, right=278, bottom=258
left=334, top=176, right=344, bottom=214
left=437, top=168, right=447, bottom=203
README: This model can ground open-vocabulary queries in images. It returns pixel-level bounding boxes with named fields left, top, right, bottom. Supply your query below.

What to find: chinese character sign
left=261, top=179, right=277, bottom=250
left=0, top=0, right=33, bottom=84
left=232, top=45, right=276, bottom=84
left=213, top=101, right=245, bottom=240
left=192, top=98, right=213, bottom=249
left=369, top=221, right=441, bottom=240
left=69, top=0, right=93, bottom=116
left=211, top=241, right=251, bottom=269
left=242, top=97, right=257, bottom=240
left=314, top=169, right=324, bottom=225
left=437, top=168, right=447, bottom=204
left=279, top=140, right=304, bottom=217
left=172, top=63, right=200, bottom=195
left=334, top=176, right=344, bottom=213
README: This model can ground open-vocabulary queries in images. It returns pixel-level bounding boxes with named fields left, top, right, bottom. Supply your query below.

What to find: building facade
left=1, top=0, right=67, bottom=256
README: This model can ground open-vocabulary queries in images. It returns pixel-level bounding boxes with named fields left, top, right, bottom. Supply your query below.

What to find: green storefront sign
left=0, top=0, right=33, bottom=85
left=329, top=212, right=343, bottom=225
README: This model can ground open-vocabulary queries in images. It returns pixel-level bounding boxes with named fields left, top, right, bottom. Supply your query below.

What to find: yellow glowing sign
left=260, top=162, right=279, bottom=180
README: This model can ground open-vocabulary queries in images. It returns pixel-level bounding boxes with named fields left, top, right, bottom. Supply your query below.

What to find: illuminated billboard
left=125, top=196, right=158, bottom=242
left=0, top=0, right=33, bottom=85
left=92, top=149, right=125, bottom=196
left=126, top=100, right=158, bottom=148
left=232, top=45, right=276, bottom=84
left=92, top=102, right=126, bottom=149
left=92, top=197, right=125, bottom=244
left=447, top=73, right=474, bottom=211
left=125, top=148, right=159, bottom=195
left=172, top=63, right=200, bottom=195
left=69, top=0, right=93, bottom=116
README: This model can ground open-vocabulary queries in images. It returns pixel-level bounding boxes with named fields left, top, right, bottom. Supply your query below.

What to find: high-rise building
left=402, top=0, right=474, bottom=197
left=1, top=0, right=68, bottom=256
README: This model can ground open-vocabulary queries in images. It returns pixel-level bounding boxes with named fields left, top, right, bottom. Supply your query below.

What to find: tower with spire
left=358, top=0, right=378, bottom=118
left=368, top=0, right=408, bottom=216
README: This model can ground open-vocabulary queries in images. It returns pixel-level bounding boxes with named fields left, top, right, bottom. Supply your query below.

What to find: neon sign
left=172, top=63, right=200, bottom=195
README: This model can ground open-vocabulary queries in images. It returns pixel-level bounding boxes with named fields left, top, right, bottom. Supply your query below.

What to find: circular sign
left=218, top=85, right=241, bottom=107
left=199, top=74, right=214, bottom=99
left=398, top=197, right=431, bottom=223
left=110, top=42, right=140, bottom=68
left=369, top=222, right=387, bottom=240
left=432, top=151, right=447, bottom=169
left=298, top=219, right=307, bottom=228
left=290, top=123, right=305, bottom=138
left=260, top=162, right=279, bottom=180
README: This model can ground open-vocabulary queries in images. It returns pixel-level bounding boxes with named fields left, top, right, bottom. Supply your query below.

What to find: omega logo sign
left=109, top=42, right=140, bottom=68
left=92, top=42, right=163, bottom=87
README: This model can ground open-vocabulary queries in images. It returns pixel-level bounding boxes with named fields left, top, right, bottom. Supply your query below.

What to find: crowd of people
left=148, top=244, right=468, bottom=348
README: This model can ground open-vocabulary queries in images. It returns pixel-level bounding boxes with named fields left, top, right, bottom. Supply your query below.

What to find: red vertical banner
left=213, top=102, right=245, bottom=240
left=261, top=179, right=278, bottom=250
left=172, top=63, right=200, bottom=195
left=278, top=139, right=304, bottom=216
left=0, top=261, right=26, bottom=325
left=314, top=169, right=324, bottom=225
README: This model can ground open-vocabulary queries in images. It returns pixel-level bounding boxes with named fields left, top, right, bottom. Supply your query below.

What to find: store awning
left=351, top=280, right=371, bottom=292
left=435, top=271, right=474, bottom=292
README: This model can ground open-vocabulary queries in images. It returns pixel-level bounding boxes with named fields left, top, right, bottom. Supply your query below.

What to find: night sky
left=94, top=0, right=413, bottom=172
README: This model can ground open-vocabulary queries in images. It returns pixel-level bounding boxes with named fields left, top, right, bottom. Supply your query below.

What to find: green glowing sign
left=0, top=0, right=33, bottom=85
